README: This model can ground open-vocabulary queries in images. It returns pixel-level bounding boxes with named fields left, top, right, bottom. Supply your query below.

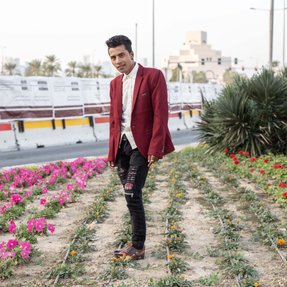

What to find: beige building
left=163, top=31, right=231, bottom=83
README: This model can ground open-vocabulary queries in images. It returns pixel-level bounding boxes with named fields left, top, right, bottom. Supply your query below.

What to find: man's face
left=108, top=44, right=134, bottom=74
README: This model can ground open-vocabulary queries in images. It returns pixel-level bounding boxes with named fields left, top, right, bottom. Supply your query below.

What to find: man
left=106, top=35, right=174, bottom=260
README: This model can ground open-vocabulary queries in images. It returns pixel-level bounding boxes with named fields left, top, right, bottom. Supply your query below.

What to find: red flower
left=274, top=164, right=283, bottom=169
left=234, top=160, right=240, bottom=165
left=282, top=192, right=287, bottom=198
left=264, top=158, right=269, bottom=163
left=230, top=154, right=236, bottom=159
left=279, top=182, right=287, bottom=188
left=243, top=151, right=250, bottom=157
left=249, top=169, right=255, bottom=173
left=250, top=157, right=256, bottom=162
left=238, top=151, right=244, bottom=155
left=259, top=169, right=265, bottom=174
left=223, top=149, right=228, bottom=153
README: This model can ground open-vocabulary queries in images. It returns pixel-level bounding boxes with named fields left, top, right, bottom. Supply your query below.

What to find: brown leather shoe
left=114, top=245, right=145, bottom=260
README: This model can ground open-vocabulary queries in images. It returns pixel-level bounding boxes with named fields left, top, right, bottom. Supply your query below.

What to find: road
left=0, top=128, right=200, bottom=169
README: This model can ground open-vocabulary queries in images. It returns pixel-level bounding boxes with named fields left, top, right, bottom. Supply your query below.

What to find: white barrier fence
left=0, top=76, right=222, bottom=152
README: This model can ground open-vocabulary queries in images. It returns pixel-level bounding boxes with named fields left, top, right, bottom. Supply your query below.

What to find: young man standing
left=106, top=35, right=174, bottom=260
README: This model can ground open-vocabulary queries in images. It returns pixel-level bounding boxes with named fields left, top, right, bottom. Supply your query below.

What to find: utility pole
left=283, top=0, right=286, bottom=67
left=269, top=0, right=274, bottom=68
left=135, top=23, right=138, bottom=61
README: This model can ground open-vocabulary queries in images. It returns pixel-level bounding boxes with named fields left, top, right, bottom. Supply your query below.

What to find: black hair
left=105, top=35, right=133, bottom=53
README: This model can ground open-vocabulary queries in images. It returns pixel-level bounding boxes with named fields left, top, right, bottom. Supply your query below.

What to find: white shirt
left=121, top=63, right=138, bottom=149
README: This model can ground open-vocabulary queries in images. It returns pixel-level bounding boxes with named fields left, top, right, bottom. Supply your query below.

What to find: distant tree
left=43, top=55, right=61, bottom=76
left=4, top=62, right=17, bottom=75
left=25, top=59, right=42, bottom=76
left=223, top=69, right=239, bottom=85
left=65, top=61, right=78, bottom=77
left=93, top=65, right=102, bottom=78
left=78, top=63, right=92, bottom=78
left=192, top=71, right=208, bottom=83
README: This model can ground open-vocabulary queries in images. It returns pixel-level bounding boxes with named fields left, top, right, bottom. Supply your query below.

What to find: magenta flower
left=8, top=221, right=17, bottom=234
left=66, top=183, right=75, bottom=191
left=27, top=219, right=35, bottom=233
left=11, top=194, right=23, bottom=203
left=20, top=241, right=31, bottom=252
left=41, top=187, right=48, bottom=194
left=6, top=239, right=19, bottom=249
left=47, top=224, right=55, bottom=233
left=25, top=191, right=32, bottom=197
left=0, top=205, right=7, bottom=214
left=40, top=198, right=46, bottom=206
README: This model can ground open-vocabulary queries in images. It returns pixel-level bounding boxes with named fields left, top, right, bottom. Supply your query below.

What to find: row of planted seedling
left=98, top=167, right=158, bottom=283
left=186, top=156, right=260, bottom=287
left=47, top=171, right=120, bottom=286
left=188, top=147, right=287, bottom=265
left=0, top=157, right=107, bottom=280
left=149, top=154, right=192, bottom=287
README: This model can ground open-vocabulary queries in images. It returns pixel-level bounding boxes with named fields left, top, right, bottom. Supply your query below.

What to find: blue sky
left=0, top=0, right=285, bottom=69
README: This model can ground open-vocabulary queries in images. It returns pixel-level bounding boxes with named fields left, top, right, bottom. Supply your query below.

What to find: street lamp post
left=283, top=0, right=286, bottom=67
left=269, top=0, right=274, bottom=68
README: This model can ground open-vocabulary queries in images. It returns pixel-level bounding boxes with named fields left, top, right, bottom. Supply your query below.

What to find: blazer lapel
left=132, top=65, right=144, bottom=113
left=117, top=75, right=124, bottom=117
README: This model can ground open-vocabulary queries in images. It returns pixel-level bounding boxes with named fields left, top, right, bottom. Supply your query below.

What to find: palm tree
left=4, top=62, right=17, bottom=75
left=25, top=59, right=42, bottom=76
left=43, top=55, right=61, bottom=76
left=93, top=65, right=102, bottom=78
left=65, top=61, right=78, bottom=77
left=78, top=63, right=92, bottom=78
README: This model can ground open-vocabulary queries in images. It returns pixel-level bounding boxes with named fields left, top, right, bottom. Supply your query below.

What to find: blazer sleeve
left=148, top=70, right=169, bottom=159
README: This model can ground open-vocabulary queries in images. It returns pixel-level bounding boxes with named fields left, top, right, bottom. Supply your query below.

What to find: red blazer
left=108, top=64, right=175, bottom=162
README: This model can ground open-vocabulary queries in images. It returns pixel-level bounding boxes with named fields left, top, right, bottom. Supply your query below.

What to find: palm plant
left=25, top=59, right=42, bottom=76
left=77, top=63, right=92, bottom=78
left=65, top=61, right=78, bottom=77
left=197, top=69, right=287, bottom=155
left=42, top=55, right=61, bottom=76
left=4, top=62, right=17, bottom=75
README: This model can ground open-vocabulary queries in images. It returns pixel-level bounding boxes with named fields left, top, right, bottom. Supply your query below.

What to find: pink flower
left=21, top=250, right=30, bottom=259
left=6, top=239, right=19, bottom=249
left=20, top=241, right=31, bottom=252
left=41, top=187, right=48, bottom=194
left=8, top=221, right=17, bottom=234
left=58, top=197, right=65, bottom=205
left=27, top=219, right=35, bottom=233
left=66, top=183, right=75, bottom=191
left=47, top=224, right=55, bottom=233
left=25, top=191, right=32, bottom=197
left=40, top=198, right=46, bottom=206
left=0, top=205, right=7, bottom=214
left=11, top=194, right=23, bottom=203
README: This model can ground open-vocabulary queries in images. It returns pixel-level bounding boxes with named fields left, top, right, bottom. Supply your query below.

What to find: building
left=163, top=31, right=232, bottom=83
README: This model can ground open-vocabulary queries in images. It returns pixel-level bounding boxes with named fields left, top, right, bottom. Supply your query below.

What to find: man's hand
left=108, top=161, right=115, bottom=168
left=148, top=155, right=158, bottom=168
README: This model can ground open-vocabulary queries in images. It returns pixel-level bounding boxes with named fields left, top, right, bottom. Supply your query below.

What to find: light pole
left=283, top=0, right=286, bottom=67
left=269, top=0, right=274, bottom=68
left=135, top=23, right=138, bottom=61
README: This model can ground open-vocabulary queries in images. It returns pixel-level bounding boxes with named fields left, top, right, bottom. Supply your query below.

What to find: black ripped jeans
left=116, top=135, right=148, bottom=250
